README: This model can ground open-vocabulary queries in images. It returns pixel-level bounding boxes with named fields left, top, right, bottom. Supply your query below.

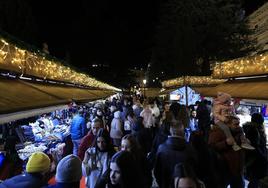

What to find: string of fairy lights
left=213, top=52, right=268, bottom=79
left=162, top=76, right=226, bottom=88
left=162, top=51, right=268, bottom=88
left=0, top=37, right=120, bottom=91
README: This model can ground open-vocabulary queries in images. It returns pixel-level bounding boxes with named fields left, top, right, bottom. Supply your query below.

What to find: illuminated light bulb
left=0, top=37, right=119, bottom=90
left=1, top=39, right=9, bottom=45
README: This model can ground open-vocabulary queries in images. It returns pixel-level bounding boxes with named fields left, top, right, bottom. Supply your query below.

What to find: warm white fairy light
left=213, top=52, right=268, bottom=78
left=0, top=36, right=120, bottom=91
left=162, top=76, right=226, bottom=88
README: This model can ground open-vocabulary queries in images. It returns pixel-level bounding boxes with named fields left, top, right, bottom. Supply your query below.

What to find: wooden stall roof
left=214, top=79, right=268, bottom=100
left=160, top=78, right=268, bottom=100
left=0, top=77, right=115, bottom=115
left=145, top=88, right=162, bottom=98
left=192, top=79, right=268, bottom=100
left=192, top=86, right=217, bottom=98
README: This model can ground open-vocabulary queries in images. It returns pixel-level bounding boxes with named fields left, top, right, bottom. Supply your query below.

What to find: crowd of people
left=0, top=93, right=267, bottom=188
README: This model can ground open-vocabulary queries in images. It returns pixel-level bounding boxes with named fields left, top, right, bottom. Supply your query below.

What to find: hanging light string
left=213, top=52, right=268, bottom=79
left=0, top=37, right=120, bottom=91
left=162, top=76, right=226, bottom=88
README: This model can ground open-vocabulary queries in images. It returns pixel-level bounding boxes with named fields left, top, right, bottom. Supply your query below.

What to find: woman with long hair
left=109, top=151, right=143, bottom=188
left=121, top=134, right=152, bottom=188
left=173, top=162, right=206, bottom=188
left=82, top=128, right=115, bottom=188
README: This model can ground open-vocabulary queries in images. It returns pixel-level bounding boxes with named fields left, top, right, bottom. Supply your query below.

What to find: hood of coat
left=114, top=111, right=121, bottom=119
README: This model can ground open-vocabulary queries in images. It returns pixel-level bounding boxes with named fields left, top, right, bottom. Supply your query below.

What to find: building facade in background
left=248, top=2, right=268, bottom=53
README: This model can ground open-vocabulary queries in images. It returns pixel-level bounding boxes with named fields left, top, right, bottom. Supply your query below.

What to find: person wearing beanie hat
left=26, top=152, right=51, bottom=173
left=0, top=152, right=51, bottom=188
left=48, top=154, right=82, bottom=188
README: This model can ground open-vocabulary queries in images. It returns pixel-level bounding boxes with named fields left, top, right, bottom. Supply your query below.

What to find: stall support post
left=185, top=85, right=188, bottom=107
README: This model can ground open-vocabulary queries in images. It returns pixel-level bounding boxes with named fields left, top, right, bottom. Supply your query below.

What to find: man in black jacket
left=154, top=121, right=197, bottom=188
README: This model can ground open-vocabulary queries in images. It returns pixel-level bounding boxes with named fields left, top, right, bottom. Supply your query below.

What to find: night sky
left=0, top=0, right=267, bottom=87
left=29, top=0, right=157, bottom=70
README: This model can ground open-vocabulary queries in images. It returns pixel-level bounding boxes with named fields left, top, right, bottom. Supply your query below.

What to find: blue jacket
left=70, top=114, right=86, bottom=140
left=0, top=173, right=47, bottom=188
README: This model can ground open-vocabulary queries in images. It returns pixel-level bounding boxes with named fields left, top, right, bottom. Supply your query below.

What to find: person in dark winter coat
left=189, top=131, right=217, bottom=188
left=148, top=111, right=173, bottom=169
left=154, top=121, right=197, bottom=188
left=131, top=117, right=152, bottom=155
left=208, top=116, right=245, bottom=188
left=0, top=152, right=51, bottom=188
left=243, top=113, right=268, bottom=188
left=121, top=134, right=152, bottom=188
left=196, top=101, right=211, bottom=142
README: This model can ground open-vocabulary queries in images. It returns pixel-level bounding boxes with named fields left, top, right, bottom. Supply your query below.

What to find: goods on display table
left=261, top=105, right=268, bottom=140
left=17, top=143, right=47, bottom=161
left=14, top=110, right=72, bottom=164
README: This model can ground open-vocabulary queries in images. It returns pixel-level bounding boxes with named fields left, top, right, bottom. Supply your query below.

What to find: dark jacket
left=132, top=127, right=152, bottom=155
left=154, top=136, right=197, bottom=188
left=147, top=125, right=169, bottom=169
left=208, top=126, right=244, bottom=177
left=243, top=122, right=268, bottom=179
left=0, top=173, right=47, bottom=188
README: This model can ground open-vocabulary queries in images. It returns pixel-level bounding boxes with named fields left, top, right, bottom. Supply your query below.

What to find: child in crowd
left=213, top=92, right=254, bottom=151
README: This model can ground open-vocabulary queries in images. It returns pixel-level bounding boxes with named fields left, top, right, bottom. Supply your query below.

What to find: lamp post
left=143, top=79, right=147, bottom=98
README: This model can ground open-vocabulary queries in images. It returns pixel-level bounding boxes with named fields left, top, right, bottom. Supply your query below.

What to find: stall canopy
left=190, top=79, right=268, bottom=100
left=160, top=86, right=218, bottom=98
left=0, top=77, right=115, bottom=115
left=144, top=88, right=162, bottom=98
left=161, top=76, right=226, bottom=99
left=192, top=86, right=218, bottom=98
left=214, top=79, right=268, bottom=100
left=0, top=33, right=119, bottom=124
left=162, top=76, right=226, bottom=88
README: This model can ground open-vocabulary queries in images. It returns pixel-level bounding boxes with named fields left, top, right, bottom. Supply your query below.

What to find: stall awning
left=192, top=79, right=268, bottom=100
left=192, top=86, right=218, bottom=98
left=160, top=77, right=268, bottom=100
left=160, top=86, right=217, bottom=97
left=0, top=77, right=115, bottom=115
left=0, top=78, right=67, bottom=114
left=21, top=81, right=114, bottom=102
left=214, top=79, right=268, bottom=100
left=145, top=88, right=162, bottom=98
left=0, top=105, right=68, bottom=124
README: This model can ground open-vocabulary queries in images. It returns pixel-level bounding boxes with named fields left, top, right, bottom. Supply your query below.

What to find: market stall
left=0, top=33, right=120, bottom=179
left=161, top=76, right=226, bottom=105
left=211, top=52, right=268, bottom=140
